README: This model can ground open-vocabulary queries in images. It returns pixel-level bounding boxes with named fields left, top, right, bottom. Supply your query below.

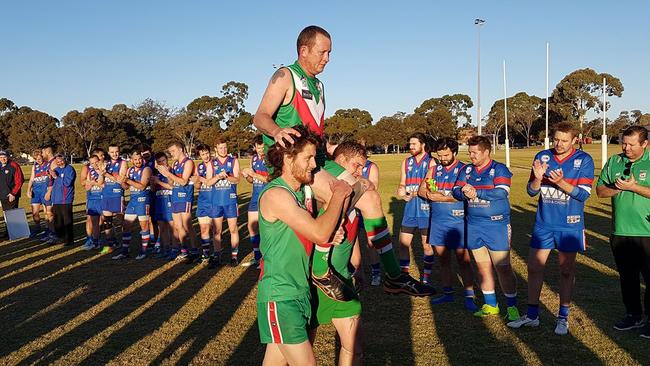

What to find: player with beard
left=418, top=137, right=477, bottom=311
left=257, top=126, right=351, bottom=365
left=397, top=133, right=436, bottom=284
left=99, top=144, right=128, bottom=253
left=241, top=135, right=269, bottom=268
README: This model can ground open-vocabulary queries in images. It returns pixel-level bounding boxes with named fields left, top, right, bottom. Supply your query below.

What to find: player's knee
left=559, top=264, right=574, bottom=278
left=102, top=216, right=114, bottom=231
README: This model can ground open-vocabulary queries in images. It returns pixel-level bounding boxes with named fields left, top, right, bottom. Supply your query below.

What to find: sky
left=2, top=0, right=649, bottom=126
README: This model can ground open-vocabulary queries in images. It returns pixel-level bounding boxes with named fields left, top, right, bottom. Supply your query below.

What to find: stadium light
left=475, top=18, right=485, bottom=135
left=544, top=42, right=550, bottom=150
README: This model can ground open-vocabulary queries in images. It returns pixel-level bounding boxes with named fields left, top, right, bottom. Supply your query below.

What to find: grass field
left=0, top=145, right=648, bottom=365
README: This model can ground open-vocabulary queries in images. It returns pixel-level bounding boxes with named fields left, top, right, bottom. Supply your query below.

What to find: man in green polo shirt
left=596, top=125, right=650, bottom=339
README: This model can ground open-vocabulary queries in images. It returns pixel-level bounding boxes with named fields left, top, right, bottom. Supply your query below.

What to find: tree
left=415, top=94, right=473, bottom=126
left=105, top=104, right=147, bottom=152
left=638, top=114, right=650, bottom=127
left=551, top=68, right=623, bottom=140
left=7, top=110, right=59, bottom=154
left=365, top=115, right=406, bottom=153
left=220, top=111, right=255, bottom=157
left=485, top=99, right=507, bottom=143
left=134, top=99, right=171, bottom=141
left=187, top=81, right=249, bottom=130
left=155, top=110, right=204, bottom=156
left=508, top=92, right=543, bottom=147
left=323, top=108, right=373, bottom=138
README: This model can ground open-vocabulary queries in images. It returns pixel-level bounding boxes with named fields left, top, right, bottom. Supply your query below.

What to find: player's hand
left=330, top=226, right=346, bottom=246
left=7, top=193, right=15, bottom=202
left=27, top=190, right=33, bottom=198
left=548, top=168, right=565, bottom=184
left=44, top=192, right=51, bottom=201
left=190, top=175, right=199, bottom=184
left=404, top=192, right=412, bottom=202
left=532, top=159, right=548, bottom=181
left=272, top=127, right=301, bottom=148
left=358, top=178, right=375, bottom=192
left=157, top=165, right=170, bottom=176
left=330, top=179, right=353, bottom=198
left=615, top=175, right=637, bottom=191
left=397, top=186, right=407, bottom=199
left=241, top=167, right=252, bottom=178
left=462, top=184, right=477, bottom=199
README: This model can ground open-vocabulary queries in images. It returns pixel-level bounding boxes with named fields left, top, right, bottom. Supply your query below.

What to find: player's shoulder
left=491, top=160, right=512, bottom=175
left=573, top=149, right=594, bottom=163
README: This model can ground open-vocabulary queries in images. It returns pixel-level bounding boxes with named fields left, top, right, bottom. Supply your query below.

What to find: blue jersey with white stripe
left=86, top=164, right=103, bottom=200
left=403, top=154, right=433, bottom=219
left=32, top=160, right=52, bottom=193
left=103, top=159, right=125, bottom=198
left=361, top=159, right=374, bottom=180
left=127, top=165, right=151, bottom=200
left=430, top=160, right=466, bottom=223
left=528, top=148, right=594, bottom=231
left=251, top=154, right=268, bottom=194
left=171, top=157, right=194, bottom=203
left=453, top=160, right=512, bottom=224
left=212, top=155, right=237, bottom=206
left=196, top=160, right=213, bottom=206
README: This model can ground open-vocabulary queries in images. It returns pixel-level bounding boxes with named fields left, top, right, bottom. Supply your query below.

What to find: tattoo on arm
left=271, top=68, right=285, bottom=84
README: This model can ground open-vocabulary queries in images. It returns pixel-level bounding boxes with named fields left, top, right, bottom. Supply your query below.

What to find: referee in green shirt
left=596, top=125, right=650, bottom=339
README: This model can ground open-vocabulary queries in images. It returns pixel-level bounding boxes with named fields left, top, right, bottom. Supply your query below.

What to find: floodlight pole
left=503, top=60, right=510, bottom=168
left=601, top=77, right=608, bottom=168
left=544, top=42, right=550, bottom=150
left=475, top=19, right=485, bottom=135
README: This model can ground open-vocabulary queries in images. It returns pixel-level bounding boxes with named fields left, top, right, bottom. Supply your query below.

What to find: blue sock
left=527, top=304, right=540, bottom=319
left=558, top=305, right=570, bottom=320
left=399, top=259, right=410, bottom=273
left=483, top=291, right=497, bottom=307
left=464, top=289, right=477, bottom=311
left=505, top=293, right=517, bottom=307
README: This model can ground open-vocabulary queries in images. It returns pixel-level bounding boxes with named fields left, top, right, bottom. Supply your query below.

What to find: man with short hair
left=453, top=136, right=519, bottom=321
left=157, top=141, right=197, bottom=260
left=397, top=133, right=436, bottom=284
left=47, top=153, right=75, bottom=246
left=209, top=139, right=240, bottom=265
left=113, top=151, right=152, bottom=260
left=81, top=154, right=104, bottom=250
left=257, top=126, right=351, bottom=365
left=508, top=122, right=595, bottom=335
left=99, top=144, right=128, bottom=253
left=253, top=25, right=433, bottom=297
left=150, top=152, right=175, bottom=257
left=419, top=137, right=477, bottom=311
left=0, top=150, right=24, bottom=238
left=597, top=125, right=650, bottom=339
left=39, top=146, right=56, bottom=240
left=311, top=140, right=368, bottom=365
left=193, top=144, right=218, bottom=265
left=27, top=149, right=50, bottom=236
left=241, top=135, right=269, bottom=268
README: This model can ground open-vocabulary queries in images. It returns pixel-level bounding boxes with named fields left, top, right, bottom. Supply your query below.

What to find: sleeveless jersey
left=127, top=165, right=151, bottom=200
left=212, top=155, right=237, bottom=206
left=103, top=159, right=125, bottom=198
left=154, top=171, right=172, bottom=197
left=404, top=154, right=434, bottom=219
left=251, top=154, right=269, bottom=196
left=257, top=177, right=312, bottom=302
left=529, top=148, right=594, bottom=231
left=196, top=160, right=214, bottom=206
left=86, top=164, right=103, bottom=200
left=429, top=160, right=466, bottom=223
left=32, top=160, right=51, bottom=192
left=171, top=157, right=194, bottom=203
left=263, top=62, right=325, bottom=148
left=454, top=160, right=512, bottom=224
left=361, top=159, right=374, bottom=180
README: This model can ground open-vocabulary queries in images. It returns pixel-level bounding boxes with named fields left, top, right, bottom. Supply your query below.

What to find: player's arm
left=596, top=160, right=621, bottom=198
left=261, top=180, right=352, bottom=244
left=397, top=159, right=409, bottom=200
left=226, top=158, right=240, bottom=184
left=476, top=172, right=511, bottom=201
left=62, top=166, right=76, bottom=188
left=80, top=165, right=92, bottom=191
left=253, top=68, right=299, bottom=147
left=27, top=165, right=35, bottom=197
left=128, top=167, right=151, bottom=190
left=368, top=162, right=379, bottom=190
left=613, top=174, right=650, bottom=198
left=548, top=160, right=594, bottom=202
left=167, top=160, right=194, bottom=186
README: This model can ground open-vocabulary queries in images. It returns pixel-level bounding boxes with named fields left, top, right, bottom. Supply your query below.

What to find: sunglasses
left=623, top=161, right=632, bottom=177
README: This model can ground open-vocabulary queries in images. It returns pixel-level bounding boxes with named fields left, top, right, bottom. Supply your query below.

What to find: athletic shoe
left=185, top=252, right=199, bottom=264
left=383, top=273, right=436, bottom=297
left=112, top=253, right=129, bottom=260
left=464, top=298, right=479, bottom=312
left=430, top=294, right=454, bottom=305
left=507, top=315, right=540, bottom=329
left=208, top=254, right=221, bottom=269
left=44, top=236, right=58, bottom=245
left=230, top=257, right=239, bottom=266
left=370, top=273, right=381, bottom=287
left=100, top=246, right=114, bottom=254
left=473, top=304, right=500, bottom=317
left=614, top=315, right=645, bottom=331
left=82, top=242, right=95, bottom=251
left=177, top=251, right=189, bottom=260
left=135, top=252, right=147, bottom=260
left=199, top=254, right=210, bottom=264
left=166, top=249, right=179, bottom=261
left=640, top=323, right=650, bottom=339
left=240, top=259, right=259, bottom=268
left=312, top=268, right=358, bottom=302
left=506, top=306, right=521, bottom=322
left=554, top=318, right=569, bottom=335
